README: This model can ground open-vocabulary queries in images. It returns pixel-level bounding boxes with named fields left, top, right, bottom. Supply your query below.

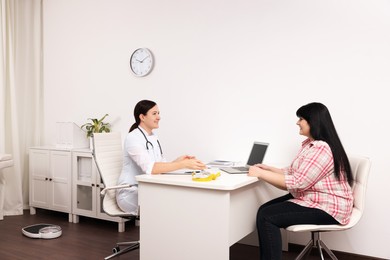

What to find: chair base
left=104, top=241, right=140, bottom=260
left=295, top=232, right=338, bottom=260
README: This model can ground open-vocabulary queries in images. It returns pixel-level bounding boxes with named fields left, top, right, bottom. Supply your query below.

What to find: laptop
left=220, top=141, right=269, bottom=174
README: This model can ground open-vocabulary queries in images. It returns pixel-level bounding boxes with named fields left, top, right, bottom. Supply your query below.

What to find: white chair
left=285, top=155, right=371, bottom=260
left=91, top=132, right=139, bottom=260
left=0, top=154, right=13, bottom=220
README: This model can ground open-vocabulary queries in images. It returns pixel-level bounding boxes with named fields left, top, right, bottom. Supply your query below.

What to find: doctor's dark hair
left=129, top=100, right=157, bottom=132
left=296, top=102, right=353, bottom=186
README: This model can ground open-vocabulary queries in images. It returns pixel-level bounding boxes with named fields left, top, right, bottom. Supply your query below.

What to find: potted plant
left=81, top=114, right=111, bottom=138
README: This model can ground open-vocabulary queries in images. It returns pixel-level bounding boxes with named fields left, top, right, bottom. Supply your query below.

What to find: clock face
left=130, top=48, right=153, bottom=77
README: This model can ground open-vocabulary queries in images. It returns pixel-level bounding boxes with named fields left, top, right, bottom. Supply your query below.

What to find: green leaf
left=80, top=114, right=111, bottom=138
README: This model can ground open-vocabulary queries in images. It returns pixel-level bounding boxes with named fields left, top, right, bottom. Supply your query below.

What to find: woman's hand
left=248, top=165, right=263, bottom=178
left=253, top=163, right=271, bottom=170
left=174, top=155, right=206, bottom=170
left=173, top=155, right=195, bottom=162
left=184, top=158, right=206, bottom=170
left=153, top=155, right=206, bottom=174
left=248, top=164, right=287, bottom=190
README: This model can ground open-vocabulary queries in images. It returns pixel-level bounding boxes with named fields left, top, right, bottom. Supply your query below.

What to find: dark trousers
left=256, top=193, right=339, bottom=260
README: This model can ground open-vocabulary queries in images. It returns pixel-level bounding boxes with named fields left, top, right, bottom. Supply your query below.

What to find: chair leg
left=311, top=232, right=338, bottom=260
left=116, top=241, right=139, bottom=247
left=314, top=233, right=325, bottom=260
left=104, top=241, right=139, bottom=260
left=319, top=240, right=338, bottom=260
left=295, top=237, right=314, bottom=260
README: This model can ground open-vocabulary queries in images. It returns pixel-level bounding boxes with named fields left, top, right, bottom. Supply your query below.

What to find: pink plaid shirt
left=284, top=138, right=353, bottom=225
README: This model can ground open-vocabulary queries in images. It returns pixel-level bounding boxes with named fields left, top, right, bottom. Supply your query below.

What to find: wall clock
left=130, top=48, right=154, bottom=77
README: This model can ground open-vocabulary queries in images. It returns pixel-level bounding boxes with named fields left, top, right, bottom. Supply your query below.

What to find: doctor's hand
left=181, top=158, right=206, bottom=170
left=173, top=155, right=206, bottom=170
left=174, top=155, right=196, bottom=161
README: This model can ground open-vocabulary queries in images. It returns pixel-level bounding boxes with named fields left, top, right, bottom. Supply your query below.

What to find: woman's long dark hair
left=129, top=100, right=157, bottom=132
left=296, top=102, right=353, bottom=186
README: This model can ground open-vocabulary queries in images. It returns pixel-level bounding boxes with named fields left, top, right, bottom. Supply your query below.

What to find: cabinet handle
left=96, top=184, right=100, bottom=187
left=92, top=184, right=95, bottom=187
left=45, top=177, right=48, bottom=181
left=49, top=178, right=52, bottom=181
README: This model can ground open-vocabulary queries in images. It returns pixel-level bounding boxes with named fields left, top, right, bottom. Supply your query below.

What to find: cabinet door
left=72, top=152, right=97, bottom=217
left=29, top=149, right=50, bottom=208
left=72, top=151, right=121, bottom=222
left=50, top=151, right=72, bottom=212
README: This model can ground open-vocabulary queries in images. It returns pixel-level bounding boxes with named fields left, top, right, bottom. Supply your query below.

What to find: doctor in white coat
left=116, top=100, right=206, bottom=214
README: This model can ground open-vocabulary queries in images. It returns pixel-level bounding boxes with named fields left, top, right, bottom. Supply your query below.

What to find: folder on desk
left=206, top=160, right=234, bottom=167
left=163, top=169, right=201, bottom=175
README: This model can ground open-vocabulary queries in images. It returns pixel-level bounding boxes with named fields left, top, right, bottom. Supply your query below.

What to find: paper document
left=206, top=160, right=234, bottom=167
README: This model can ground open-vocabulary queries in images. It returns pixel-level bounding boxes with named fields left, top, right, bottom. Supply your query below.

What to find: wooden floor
left=0, top=209, right=381, bottom=260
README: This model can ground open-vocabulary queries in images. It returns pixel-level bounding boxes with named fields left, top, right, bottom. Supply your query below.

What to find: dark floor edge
left=288, top=243, right=386, bottom=260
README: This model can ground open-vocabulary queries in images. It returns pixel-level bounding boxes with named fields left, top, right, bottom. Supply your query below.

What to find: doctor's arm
left=126, top=141, right=206, bottom=175
left=151, top=156, right=206, bottom=174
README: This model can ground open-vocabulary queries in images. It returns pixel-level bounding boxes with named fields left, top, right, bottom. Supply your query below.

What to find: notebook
left=220, top=141, right=269, bottom=174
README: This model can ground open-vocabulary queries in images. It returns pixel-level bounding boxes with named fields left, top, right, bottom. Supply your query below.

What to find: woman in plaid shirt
left=248, top=102, right=353, bottom=260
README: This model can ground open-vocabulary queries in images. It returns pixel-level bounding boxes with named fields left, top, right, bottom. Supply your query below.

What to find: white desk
left=136, top=172, right=286, bottom=260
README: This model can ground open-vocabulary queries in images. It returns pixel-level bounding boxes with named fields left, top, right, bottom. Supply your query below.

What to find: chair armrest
left=100, top=184, right=135, bottom=196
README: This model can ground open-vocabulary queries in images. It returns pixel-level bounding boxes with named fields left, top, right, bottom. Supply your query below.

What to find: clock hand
left=140, top=55, right=150, bottom=62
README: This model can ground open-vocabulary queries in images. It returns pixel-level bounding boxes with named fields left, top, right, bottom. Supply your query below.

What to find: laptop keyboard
left=232, top=166, right=249, bottom=171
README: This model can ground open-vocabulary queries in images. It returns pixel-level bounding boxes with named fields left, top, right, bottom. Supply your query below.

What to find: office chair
left=285, top=155, right=371, bottom=260
left=91, top=132, right=140, bottom=260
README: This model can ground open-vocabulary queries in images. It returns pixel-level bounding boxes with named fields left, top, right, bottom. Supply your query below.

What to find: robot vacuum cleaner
left=22, top=223, right=62, bottom=239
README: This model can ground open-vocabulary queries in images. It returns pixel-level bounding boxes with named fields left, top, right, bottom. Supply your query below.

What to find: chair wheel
left=112, top=246, right=120, bottom=253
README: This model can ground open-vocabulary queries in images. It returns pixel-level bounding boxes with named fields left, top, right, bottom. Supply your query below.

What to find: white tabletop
left=136, top=171, right=259, bottom=191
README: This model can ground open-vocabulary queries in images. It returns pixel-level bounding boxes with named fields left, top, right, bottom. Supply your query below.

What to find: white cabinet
left=29, top=147, right=127, bottom=231
left=29, top=147, right=72, bottom=222
left=72, top=149, right=127, bottom=232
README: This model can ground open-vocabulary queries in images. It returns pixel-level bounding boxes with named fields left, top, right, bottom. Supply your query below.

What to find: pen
left=185, top=170, right=201, bottom=173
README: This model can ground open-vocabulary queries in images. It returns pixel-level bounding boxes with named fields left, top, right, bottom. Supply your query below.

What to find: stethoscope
left=138, top=127, right=163, bottom=155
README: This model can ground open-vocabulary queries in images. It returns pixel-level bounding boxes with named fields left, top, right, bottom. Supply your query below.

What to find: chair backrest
left=92, top=132, right=123, bottom=187
left=92, top=132, right=127, bottom=216
left=349, top=155, right=371, bottom=217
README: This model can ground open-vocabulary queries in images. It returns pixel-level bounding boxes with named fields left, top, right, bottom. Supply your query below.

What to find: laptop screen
left=246, top=142, right=269, bottom=166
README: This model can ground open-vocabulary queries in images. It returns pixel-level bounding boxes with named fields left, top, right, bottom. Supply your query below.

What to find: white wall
left=42, top=0, right=390, bottom=258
